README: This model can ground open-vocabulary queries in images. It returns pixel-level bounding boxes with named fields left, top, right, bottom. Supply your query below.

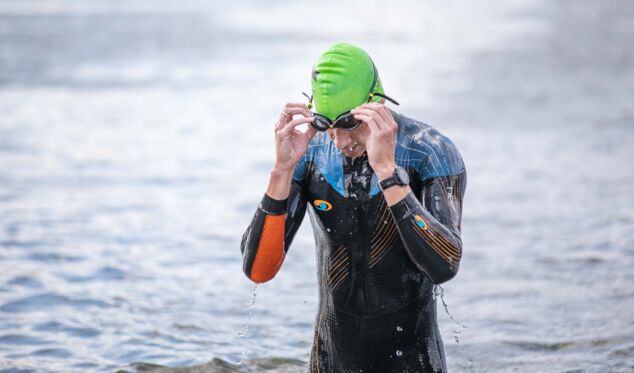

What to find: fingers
left=283, top=104, right=311, bottom=117
left=277, top=102, right=312, bottom=128
left=305, top=125, right=318, bottom=140
left=369, top=103, right=393, bottom=125
left=285, top=102, right=309, bottom=108
left=279, top=103, right=310, bottom=116
left=277, top=116, right=315, bottom=137
left=294, top=123, right=318, bottom=146
left=297, top=124, right=318, bottom=144
left=351, top=103, right=397, bottom=134
left=352, top=108, right=386, bottom=132
left=353, top=112, right=380, bottom=133
left=355, top=103, right=393, bottom=124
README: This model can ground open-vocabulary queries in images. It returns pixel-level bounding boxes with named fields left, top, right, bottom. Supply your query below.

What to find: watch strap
left=379, top=176, right=399, bottom=190
left=379, top=166, right=408, bottom=190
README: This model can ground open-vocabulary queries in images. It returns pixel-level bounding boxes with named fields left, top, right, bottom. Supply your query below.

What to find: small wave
left=610, top=344, right=634, bottom=358
left=31, top=347, right=72, bottom=358
left=126, top=357, right=306, bottom=373
left=28, top=252, right=84, bottom=263
left=7, top=275, right=43, bottom=288
left=0, top=334, right=51, bottom=346
left=0, top=239, right=45, bottom=249
left=32, top=320, right=101, bottom=338
left=504, top=340, right=574, bottom=351
left=60, top=265, right=127, bottom=283
left=0, top=293, right=110, bottom=313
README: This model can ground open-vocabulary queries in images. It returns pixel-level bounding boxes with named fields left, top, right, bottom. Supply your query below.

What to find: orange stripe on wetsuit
left=249, top=214, right=286, bottom=283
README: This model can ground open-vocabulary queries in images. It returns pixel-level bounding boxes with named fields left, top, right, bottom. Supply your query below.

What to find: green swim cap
left=310, top=43, right=384, bottom=121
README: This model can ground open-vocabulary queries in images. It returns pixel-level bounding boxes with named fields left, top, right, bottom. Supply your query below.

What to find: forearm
left=266, top=167, right=295, bottom=200
left=241, top=101, right=314, bottom=283
left=241, top=194, right=287, bottom=283
left=381, top=184, right=411, bottom=206
left=375, top=164, right=410, bottom=206
left=388, top=191, right=462, bottom=284
left=241, top=179, right=307, bottom=284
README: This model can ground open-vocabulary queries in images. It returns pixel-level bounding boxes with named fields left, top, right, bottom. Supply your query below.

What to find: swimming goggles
left=302, top=62, right=399, bottom=132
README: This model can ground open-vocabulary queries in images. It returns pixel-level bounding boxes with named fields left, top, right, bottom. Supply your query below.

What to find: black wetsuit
left=241, top=109, right=466, bottom=372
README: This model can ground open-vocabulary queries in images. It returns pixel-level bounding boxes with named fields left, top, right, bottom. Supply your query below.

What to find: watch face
left=396, top=167, right=410, bottom=184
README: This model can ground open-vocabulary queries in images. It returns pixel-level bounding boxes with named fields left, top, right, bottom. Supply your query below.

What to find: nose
left=330, top=129, right=353, bottom=149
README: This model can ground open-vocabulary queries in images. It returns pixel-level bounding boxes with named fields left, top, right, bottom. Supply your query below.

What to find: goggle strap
left=302, top=91, right=313, bottom=109
left=372, top=92, right=400, bottom=106
left=369, top=59, right=400, bottom=106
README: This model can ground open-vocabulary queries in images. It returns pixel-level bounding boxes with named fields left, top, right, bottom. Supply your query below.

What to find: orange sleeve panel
left=249, top=214, right=286, bottom=283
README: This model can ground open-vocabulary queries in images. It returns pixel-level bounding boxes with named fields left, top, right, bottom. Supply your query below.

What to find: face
left=327, top=122, right=370, bottom=158
left=325, top=97, right=385, bottom=158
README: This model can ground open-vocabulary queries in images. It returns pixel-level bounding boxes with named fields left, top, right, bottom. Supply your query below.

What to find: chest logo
left=414, top=215, right=428, bottom=229
left=314, top=200, right=333, bottom=211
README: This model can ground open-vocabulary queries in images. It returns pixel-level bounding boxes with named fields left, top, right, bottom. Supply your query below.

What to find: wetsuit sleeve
left=240, top=181, right=307, bottom=283
left=388, top=171, right=467, bottom=284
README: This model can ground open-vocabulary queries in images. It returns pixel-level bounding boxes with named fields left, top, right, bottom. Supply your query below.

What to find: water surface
left=0, top=0, right=633, bottom=372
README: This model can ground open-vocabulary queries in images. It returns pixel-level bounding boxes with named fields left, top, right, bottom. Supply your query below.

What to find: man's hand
left=274, top=103, right=317, bottom=172
left=266, top=103, right=317, bottom=201
left=352, top=103, right=410, bottom=206
left=351, top=103, right=398, bottom=179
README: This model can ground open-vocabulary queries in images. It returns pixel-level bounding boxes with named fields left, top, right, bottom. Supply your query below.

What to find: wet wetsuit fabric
left=241, top=109, right=466, bottom=373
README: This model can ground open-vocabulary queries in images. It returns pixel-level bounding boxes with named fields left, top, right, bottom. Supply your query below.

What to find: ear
left=380, top=97, right=386, bottom=104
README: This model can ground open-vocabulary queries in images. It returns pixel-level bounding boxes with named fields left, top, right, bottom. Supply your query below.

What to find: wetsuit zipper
left=343, top=155, right=372, bottom=310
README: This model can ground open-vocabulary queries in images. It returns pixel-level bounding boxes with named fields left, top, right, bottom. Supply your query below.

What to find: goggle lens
left=334, top=113, right=361, bottom=130
left=312, top=115, right=331, bottom=131
left=310, top=112, right=361, bottom=132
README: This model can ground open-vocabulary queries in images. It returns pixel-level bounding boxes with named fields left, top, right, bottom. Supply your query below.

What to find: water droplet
left=395, top=350, right=403, bottom=357
left=237, top=284, right=259, bottom=365
left=434, top=285, right=468, bottom=330
left=453, top=329, right=462, bottom=344
left=326, top=228, right=331, bottom=232
left=384, top=220, right=388, bottom=224
left=396, top=326, right=403, bottom=332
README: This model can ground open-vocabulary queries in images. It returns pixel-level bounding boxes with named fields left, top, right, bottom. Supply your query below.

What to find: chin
left=341, top=146, right=366, bottom=158
left=352, top=149, right=366, bottom=158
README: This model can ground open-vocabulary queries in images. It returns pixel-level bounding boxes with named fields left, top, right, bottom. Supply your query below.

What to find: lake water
left=0, top=0, right=633, bottom=372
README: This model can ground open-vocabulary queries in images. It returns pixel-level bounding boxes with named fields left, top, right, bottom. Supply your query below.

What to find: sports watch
left=378, top=166, right=410, bottom=191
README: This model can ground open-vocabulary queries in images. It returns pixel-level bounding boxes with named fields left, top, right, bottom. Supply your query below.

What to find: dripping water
left=433, top=285, right=468, bottom=342
left=236, top=283, right=259, bottom=366
left=434, top=285, right=474, bottom=370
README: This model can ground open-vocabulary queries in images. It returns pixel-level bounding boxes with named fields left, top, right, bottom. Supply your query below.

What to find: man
left=240, top=43, right=466, bottom=373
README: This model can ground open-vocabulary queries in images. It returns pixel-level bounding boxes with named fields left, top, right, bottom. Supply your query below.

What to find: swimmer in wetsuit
left=241, top=43, right=467, bottom=373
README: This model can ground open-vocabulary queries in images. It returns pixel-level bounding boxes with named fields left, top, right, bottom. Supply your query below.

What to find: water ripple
left=6, top=276, right=43, bottom=289
left=59, top=265, right=127, bottom=283
left=0, top=293, right=111, bottom=313
left=32, top=321, right=101, bottom=338
left=0, top=334, right=51, bottom=346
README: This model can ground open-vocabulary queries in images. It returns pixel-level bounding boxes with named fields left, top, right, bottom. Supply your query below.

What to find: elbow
left=240, top=213, right=286, bottom=284
left=425, top=241, right=462, bottom=284
left=408, top=244, right=461, bottom=284
left=240, top=231, right=282, bottom=284
left=243, top=264, right=279, bottom=284
left=427, top=263, right=459, bottom=285
left=241, top=243, right=285, bottom=284
left=241, top=250, right=281, bottom=284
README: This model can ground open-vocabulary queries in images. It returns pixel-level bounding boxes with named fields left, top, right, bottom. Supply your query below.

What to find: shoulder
left=392, top=110, right=465, bottom=181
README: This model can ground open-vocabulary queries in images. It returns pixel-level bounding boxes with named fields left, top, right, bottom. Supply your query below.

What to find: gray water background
left=0, top=0, right=633, bottom=372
